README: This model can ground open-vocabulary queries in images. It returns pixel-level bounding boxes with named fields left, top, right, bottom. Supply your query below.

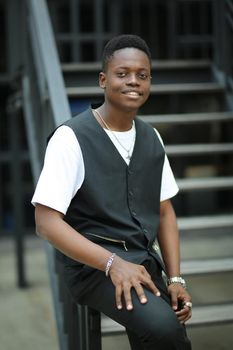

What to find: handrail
left=20, top=0, right=103, bottom=349
left=27, top=0, right=71, bottom=130
left=21, top=1, right=73, bottom=349
left=24, top=0, right=72, bottom=185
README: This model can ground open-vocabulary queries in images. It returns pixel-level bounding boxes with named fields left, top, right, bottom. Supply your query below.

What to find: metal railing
left=213, top=0, right=233, bottom=99
left=225, top=0, right=233, bottom=95
left=47, top=0, right=215, bottom=62
left=24, top=0, right=71, bottom=179
left=21, top=1, right=98, bottom=349
left=5, top=0, right=100, bottom=349
left=6, top=0, right=70, bottom=289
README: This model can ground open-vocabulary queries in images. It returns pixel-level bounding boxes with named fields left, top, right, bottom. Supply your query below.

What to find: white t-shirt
left=32, top=123, right=178, bottom=214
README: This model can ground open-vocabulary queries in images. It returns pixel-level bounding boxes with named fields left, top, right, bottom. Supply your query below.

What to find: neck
left=96, top=104, right=136, bottom=131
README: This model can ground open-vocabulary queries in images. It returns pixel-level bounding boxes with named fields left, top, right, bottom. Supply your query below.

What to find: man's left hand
left=167, top=283, right=192, bottom=323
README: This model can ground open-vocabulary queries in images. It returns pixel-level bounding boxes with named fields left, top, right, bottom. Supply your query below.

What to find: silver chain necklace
left=94, top=109, right=136, bottom=161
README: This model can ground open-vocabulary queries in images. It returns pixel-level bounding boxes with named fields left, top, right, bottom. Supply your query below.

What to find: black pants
left=64, top=256, right=192, bottom=350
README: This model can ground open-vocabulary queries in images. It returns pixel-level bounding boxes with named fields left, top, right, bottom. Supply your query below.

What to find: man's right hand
left=109, top=256, right=161, bottom=310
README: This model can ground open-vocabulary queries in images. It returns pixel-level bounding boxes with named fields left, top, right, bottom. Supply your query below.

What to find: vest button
left=132, top=211, right=137, bottom=217
left=143, top=229, right=148, bottom=234
left=129, top=191, right=133, bottom=196
left=128, top=170, right=133, bottom=175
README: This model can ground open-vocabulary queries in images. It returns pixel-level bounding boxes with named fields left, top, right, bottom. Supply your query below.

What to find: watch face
left=180, top=278, right=187, bottom=288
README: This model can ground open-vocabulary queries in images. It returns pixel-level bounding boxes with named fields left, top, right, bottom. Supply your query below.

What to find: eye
left=116, top=72, right=127, bottom=78
left=137, top=72, right=150, bottom=80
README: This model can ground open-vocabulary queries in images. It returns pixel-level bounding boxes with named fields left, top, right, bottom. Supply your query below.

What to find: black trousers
left=64, top=256, right=192, bottom=350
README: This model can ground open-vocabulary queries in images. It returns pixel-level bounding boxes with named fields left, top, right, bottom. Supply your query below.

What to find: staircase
left=61, top=59, right=233, bottom=333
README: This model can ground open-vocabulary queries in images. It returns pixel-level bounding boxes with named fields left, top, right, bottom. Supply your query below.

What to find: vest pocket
left=84, top=232, right=128, bottom=251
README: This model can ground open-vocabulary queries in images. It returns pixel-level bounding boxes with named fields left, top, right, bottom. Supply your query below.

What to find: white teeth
left=126, top=91, right=139, bottom=96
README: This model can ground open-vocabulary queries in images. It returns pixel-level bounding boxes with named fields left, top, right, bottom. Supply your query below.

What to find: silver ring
left=185, top=301, right=192, bottom=309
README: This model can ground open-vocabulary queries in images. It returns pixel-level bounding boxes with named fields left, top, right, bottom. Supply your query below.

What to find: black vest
left=63, top=108, right=165, bottom=268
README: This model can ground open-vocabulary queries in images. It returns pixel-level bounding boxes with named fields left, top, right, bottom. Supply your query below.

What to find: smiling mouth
left=122, top=91, right=142, bottom=97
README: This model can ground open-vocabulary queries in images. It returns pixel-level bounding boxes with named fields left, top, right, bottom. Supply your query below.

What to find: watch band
left=167, top=276, right=187, bottom=289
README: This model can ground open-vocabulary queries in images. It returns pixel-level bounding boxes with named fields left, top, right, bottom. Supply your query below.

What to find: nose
left=126, top=73, right=139, bottom=86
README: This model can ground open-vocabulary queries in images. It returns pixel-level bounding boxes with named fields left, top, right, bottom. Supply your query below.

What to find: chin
left=122, top=104, right=142, bottom=114
left=125, top=100, right=146, bottom=111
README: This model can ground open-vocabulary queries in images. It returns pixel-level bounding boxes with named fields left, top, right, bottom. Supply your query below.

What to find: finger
left=142, top=277, right=160, bottom=297
left=181, top=300, right=193, bottom=318
left=176, top=307, right=189, bottom=317
left=179, top=311, right=192, bottom=324
left=115, top=284, right=123, bottom=310
left=183, top=301, right=192, bottom=309
left=182, top=304, right=192, bottom=322
left=176, top=307, right=192, bottom=323
left=134, top=283, right=148, bottom=304
left=170, top=291, right=178, bottom=310
left=148, top=280, right=161, bottom=296
left=138, top=266, right=158, bottom=296
left=123, top=284, right=133, bottom=311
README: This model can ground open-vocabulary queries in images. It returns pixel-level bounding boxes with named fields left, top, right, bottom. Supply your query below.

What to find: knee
left=141, top=316, right=187, bottom=348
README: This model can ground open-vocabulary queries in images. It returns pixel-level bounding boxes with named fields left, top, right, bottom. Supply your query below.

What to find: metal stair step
left=150, top=82, right=224, bottom=94
left=101, top=316, right=125, bottom=335
left=177, top=176, right=233, bottom=191
left=62, top=59, right=211, bottom=73
left=181, top=257, right=233, bottom=275
left=151, top=60, right=211, bottom=70
left=178, top=214, right=233, bottom=230
left=166, top=143, right=233, bottom=156
left=66, top=82, right=224, bottom=98
left=138, top=111, right=233, bottom=124
left=101, top=303, right=233, bottom=334
left=62, top=60, right=212, bottom=86
left=188, top=303, right=233, bottom=326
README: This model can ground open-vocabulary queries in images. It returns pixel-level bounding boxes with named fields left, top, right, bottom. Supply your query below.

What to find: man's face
left=99, top=48, right=151, bottom=113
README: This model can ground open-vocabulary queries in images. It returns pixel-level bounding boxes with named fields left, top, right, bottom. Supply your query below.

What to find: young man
left=32, top=35, right=192, bottom=349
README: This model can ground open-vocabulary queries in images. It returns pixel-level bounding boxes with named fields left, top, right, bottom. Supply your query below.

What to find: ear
left=99, top=71, right=106, bottom=89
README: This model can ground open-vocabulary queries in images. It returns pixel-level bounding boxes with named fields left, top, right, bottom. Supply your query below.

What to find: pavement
left=0, top=235, right=233, bottom=350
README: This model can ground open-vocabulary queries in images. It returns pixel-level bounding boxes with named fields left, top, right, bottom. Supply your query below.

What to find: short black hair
left=102, top=34, right=151, bottom=71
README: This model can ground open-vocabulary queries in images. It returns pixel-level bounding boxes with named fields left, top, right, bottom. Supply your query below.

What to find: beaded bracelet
left=105, top=253, right=116, bottom=277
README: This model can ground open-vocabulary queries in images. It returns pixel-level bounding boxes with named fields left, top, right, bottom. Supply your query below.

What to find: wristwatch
left=167, top=276, right=187, bottom=289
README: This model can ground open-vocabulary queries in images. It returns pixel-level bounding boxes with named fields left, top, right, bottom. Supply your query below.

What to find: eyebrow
left=115, top=65, right=150, bottom=71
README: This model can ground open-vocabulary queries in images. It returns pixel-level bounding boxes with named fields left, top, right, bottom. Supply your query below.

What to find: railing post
left=7, top=97, right=28, bottom=288
left=212, top=0, right=225, bottom=72
left=4, top=0, right=29, bottom=290
left=53, top=249, right=102, bottom=350
left=88, top=308, right=102, bottom=350
left=225, top=0, right=233, bottom=91
left=167, top=0, right=177, bottom=59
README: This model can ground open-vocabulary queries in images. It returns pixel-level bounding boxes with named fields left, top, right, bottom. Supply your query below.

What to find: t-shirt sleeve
left=154, top=128, right=179, bottom=201
left=31, top=125, right=84, bottom=214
